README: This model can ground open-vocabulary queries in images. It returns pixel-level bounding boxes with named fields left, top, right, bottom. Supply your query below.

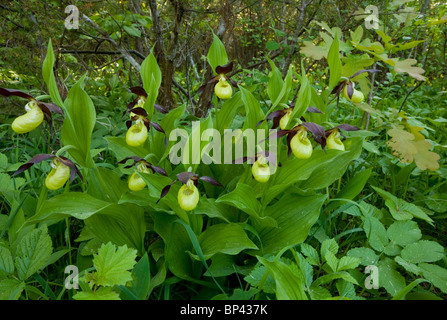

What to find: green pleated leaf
left=255, top=193, right=327, bottom=255
left=84, top=204, right=146, bottom=255
left=239, top=86, right=265, bottom=130
left=257, top=256, right=308, bottom=300
left=216, top=183, right=262, bottom=219
left=42, top=39, right=65, bottom=109
left=327, top=31, right=342, bottom=91
left=207, top=32, right=228, bottom=75
left=25, top=192, right=112, bottom=225
left=299, top=137, right=364, bottom=190
left=189, top=223, right=258, bottom=260
left=61, top=74, right=96, bottom=168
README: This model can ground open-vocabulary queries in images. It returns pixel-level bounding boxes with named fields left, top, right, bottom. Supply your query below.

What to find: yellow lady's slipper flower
left=326, top=130, right=345, bottom=151
left=128, top=162, right=151, bottom=191
left=126, top=119, right=148, bottom=147
left=343, top=82, right=364, bottom=103
left=251, top=154, right=271, bottom=183
left=290, top=127, right=313, bottom=159
left=279, top=108, right=293, bottom=130
left=12, top=100, right=44, bottom=134
left=214, top=76, right=233, bottom=99
left=178, top=179, right=200, bottom=211
left=45, top=158, right=71, bottom=190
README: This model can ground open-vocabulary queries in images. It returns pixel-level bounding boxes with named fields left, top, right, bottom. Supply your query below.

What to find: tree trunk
left=148, top=0, right=179, bottom=110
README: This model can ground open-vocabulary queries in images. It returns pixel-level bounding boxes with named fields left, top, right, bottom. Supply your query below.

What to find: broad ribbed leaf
left=42, top=39, right=65, bottom=108
left=255, top=193, right=327, bottom=255
left=25, top=192, right=112, bottom=225
left=216, top=183, right=262, bottom=219
left=327, top=32, right=342, bottom=91
left=61, top=74, right=96, bottom=168
left=257, top=256, right=308, bottom=300
left=207, top=32, right=228, bottom=75
left=190, top=223, right=258, bottom=260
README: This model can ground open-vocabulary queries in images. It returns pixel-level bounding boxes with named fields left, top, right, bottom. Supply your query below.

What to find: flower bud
left=178, top=179, right=200, bottom=211
left=251, top=155, right=271, bottom=183
left=11, top=100, right=44, bottom=134
left=126, top=120, right=148, bottom=147
left=326, top=130, right=345, bottom=151
left=214, top=77, right=232, bottom=99
left=128, top=163, right=151, bottom=191
left=45, top=159, right=70, bottom=190
left=343, top=83, right=364, bottom=103
left=279, top=109, right=293, bottom=130
left=290, top=129, right=313, bottom=159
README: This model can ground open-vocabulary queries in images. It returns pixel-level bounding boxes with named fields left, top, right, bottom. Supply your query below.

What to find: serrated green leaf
left=401, top=240, right=445, bottom=264
left=325, top=251, right=339, bottom=272
left=92, top=242, right=137, bottom=287
left=300, top=243, right=320, bottom=266
left=244, top=265, right=276, bottom=294
left=363, top=214, right=389, bottom=252
left=394, top=256, right=420, bottom=274
left=419, top=263, right=447, bottom=294
left=0, top=279, right=25, bottom=300
left=312, top=271, right=359, bottom=287
left=347, top=247, right=379, bottom=266
left=378, top=258, right=406, bottom=296
left=15, top=225, right=53, bottom=281
left=73, top=287, right=120, bottom=300
left=337, top=256, right=361, bottom=271
left=387, top=220, right=422, bottom=247
left=0, top=247, right=14, bottom=274
left=321, top=238, right=339, bottom=261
